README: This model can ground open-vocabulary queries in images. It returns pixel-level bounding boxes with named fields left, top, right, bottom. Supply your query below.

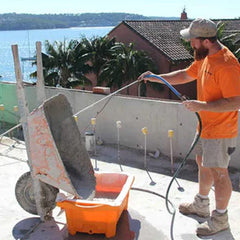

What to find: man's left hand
left=182, top=100, right=206, bottom=112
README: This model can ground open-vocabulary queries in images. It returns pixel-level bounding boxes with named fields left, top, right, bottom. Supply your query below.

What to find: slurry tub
left=57, top=172, right=134, bottom=238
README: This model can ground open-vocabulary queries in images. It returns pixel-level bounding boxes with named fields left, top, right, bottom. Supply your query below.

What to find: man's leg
left=180, top=137, right=234, bottom=236
left=179, top=155, right=212, bottom=217
left=196, top=155, right=213, bottom=196
left=211, top=167, right=232, bottom=210
left=196, top=167, right=231, bottom=236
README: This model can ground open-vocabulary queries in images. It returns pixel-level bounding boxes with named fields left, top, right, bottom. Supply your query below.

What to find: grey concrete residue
left=2, top=137, right=240, bottom=240
left=43, top=94, right=96, bottom=199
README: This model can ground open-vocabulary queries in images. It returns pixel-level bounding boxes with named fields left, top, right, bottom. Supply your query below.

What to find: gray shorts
left=193, top=136, right=237, bottom=168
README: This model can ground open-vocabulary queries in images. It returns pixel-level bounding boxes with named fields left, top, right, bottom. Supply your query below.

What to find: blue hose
left=145, top=74, right=184, bottom=100
left=144, top=74, right=202, bottom=240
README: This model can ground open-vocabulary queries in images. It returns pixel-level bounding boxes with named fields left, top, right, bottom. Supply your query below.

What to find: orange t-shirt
left=186, top=47, right=240, bottom=139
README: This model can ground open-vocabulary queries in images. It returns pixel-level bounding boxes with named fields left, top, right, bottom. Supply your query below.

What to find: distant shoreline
left=0, top=25, right=115, bottom=32
left=0, top=12, right=178, bottom=31
left=69, top=26, right=115, bottom=29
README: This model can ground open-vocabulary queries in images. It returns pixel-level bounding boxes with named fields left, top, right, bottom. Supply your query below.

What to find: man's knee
left=196, top=155, right=202, bottom=166
left=211, top=168, right=229, bottom=182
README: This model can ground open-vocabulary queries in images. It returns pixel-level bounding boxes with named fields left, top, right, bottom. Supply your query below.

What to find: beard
left=194, top=45, right=209, bottom=60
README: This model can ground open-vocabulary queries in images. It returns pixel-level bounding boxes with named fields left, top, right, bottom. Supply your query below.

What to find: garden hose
left=145, top=74, right=202, bottom=240
left=74, top=75, right=202, bottom=240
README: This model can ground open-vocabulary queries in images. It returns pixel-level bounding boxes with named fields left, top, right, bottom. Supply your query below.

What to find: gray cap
left=180, top=18, right=217, bottom=40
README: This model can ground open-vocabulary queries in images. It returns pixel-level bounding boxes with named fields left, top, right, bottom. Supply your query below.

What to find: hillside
left=0, top=12, right=179, bottom=30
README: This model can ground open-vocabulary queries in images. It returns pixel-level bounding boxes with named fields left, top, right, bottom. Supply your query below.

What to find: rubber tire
left=15, top=171, right=59, bottom=215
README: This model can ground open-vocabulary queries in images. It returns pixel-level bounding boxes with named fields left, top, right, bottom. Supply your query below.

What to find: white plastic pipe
left=141, top=127, right=148, bottom=169
left=168, top=130, right=174, bottom=174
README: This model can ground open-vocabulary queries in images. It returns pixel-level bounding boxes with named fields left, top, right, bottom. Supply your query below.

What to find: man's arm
left=183, top=96, right=240, bottom=112
left=138, top=69, right=195, bottom=85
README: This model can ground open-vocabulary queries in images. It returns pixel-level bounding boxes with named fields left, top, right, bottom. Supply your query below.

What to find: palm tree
left=77, top=36, right=116, bottom=82
left=31, top=39, right=92, bottom=88
left=181, top=21, right=240, bottom=61
left=216, top=21, right=240, bottom=60
left=30, top=36, right=157, bottom=94
left=99, top=42, right=157, bottom=95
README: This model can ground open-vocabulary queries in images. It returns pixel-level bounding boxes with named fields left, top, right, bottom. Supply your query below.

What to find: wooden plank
left=36, top=41, right=46, bottom=105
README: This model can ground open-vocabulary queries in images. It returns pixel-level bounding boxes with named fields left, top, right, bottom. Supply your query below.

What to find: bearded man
left=138, top=18, right=240, bottom=237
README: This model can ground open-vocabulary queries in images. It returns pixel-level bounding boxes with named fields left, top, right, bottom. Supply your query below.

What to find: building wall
left=109, top=23, right=170, bottom=73
left=108, top=23, right=171, bottom=99
left=108, top=23, right=197, bottom=100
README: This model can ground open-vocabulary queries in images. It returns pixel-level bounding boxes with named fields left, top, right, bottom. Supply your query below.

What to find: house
left=108, top=18, right=240, bottom=100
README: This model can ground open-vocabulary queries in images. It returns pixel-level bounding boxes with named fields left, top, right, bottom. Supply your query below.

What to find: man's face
left=191, top=39, right=209, bottom=61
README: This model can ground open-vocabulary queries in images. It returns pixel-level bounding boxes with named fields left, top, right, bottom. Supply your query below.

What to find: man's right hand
left=137, top=71, right=154, bottom=83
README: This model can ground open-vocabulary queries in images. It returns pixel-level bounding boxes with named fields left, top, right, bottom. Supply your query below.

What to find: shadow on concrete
left=196, top=229, right=235, bottom=240
left=91, top=144, right=240, bottom=192
left=67, top=208, right=167, bottom=240
left=12, top=217, right=65, bottom=240
left=67, top=210, right=138, bottom=240
left=12, top=217, right=41, bottom=239
left=11, top=211, right=142, bottom=240
left=180, top=215, right=235, bottom=240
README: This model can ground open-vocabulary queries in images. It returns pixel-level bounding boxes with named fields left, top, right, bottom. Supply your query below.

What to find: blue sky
left=1, top=0, right=240, bottom=19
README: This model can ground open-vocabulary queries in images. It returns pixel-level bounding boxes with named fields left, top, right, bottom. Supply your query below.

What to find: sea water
left=0, top=26, right=113, bottom=83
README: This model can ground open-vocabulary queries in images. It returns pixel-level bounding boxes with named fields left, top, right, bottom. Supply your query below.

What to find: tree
left=31, top=39, right=92, bottom=88
left=181, top=21, right=240, bottom=61
left=98, top=42, right=157, bottom=95
left=30, top=36, right=158, bottom=95
left=77, top=36, right=116, bottom=81
left=216, top=21, right=240, bottom=61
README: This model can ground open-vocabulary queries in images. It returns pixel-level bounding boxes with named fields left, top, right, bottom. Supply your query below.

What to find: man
left=138, top=18, right=240, bottom=236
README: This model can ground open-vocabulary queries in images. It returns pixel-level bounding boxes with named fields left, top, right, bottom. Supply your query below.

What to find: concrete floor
left=1, top=136, right=240, bottom=240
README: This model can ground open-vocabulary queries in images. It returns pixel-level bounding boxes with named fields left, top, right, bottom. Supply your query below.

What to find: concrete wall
left=41, top=86, right=240, bottom=169
left=2, top=84, right=239, bottom=168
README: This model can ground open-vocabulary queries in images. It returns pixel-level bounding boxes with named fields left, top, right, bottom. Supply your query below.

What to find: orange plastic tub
left=57, top=172, right=134, bottom=238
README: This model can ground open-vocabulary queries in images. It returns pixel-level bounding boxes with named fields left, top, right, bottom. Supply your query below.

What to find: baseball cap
left=180, top=18, right=217, bottom=40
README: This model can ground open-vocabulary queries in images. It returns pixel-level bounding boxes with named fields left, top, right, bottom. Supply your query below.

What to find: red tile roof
left=118, top=19, right=240, bottom=61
